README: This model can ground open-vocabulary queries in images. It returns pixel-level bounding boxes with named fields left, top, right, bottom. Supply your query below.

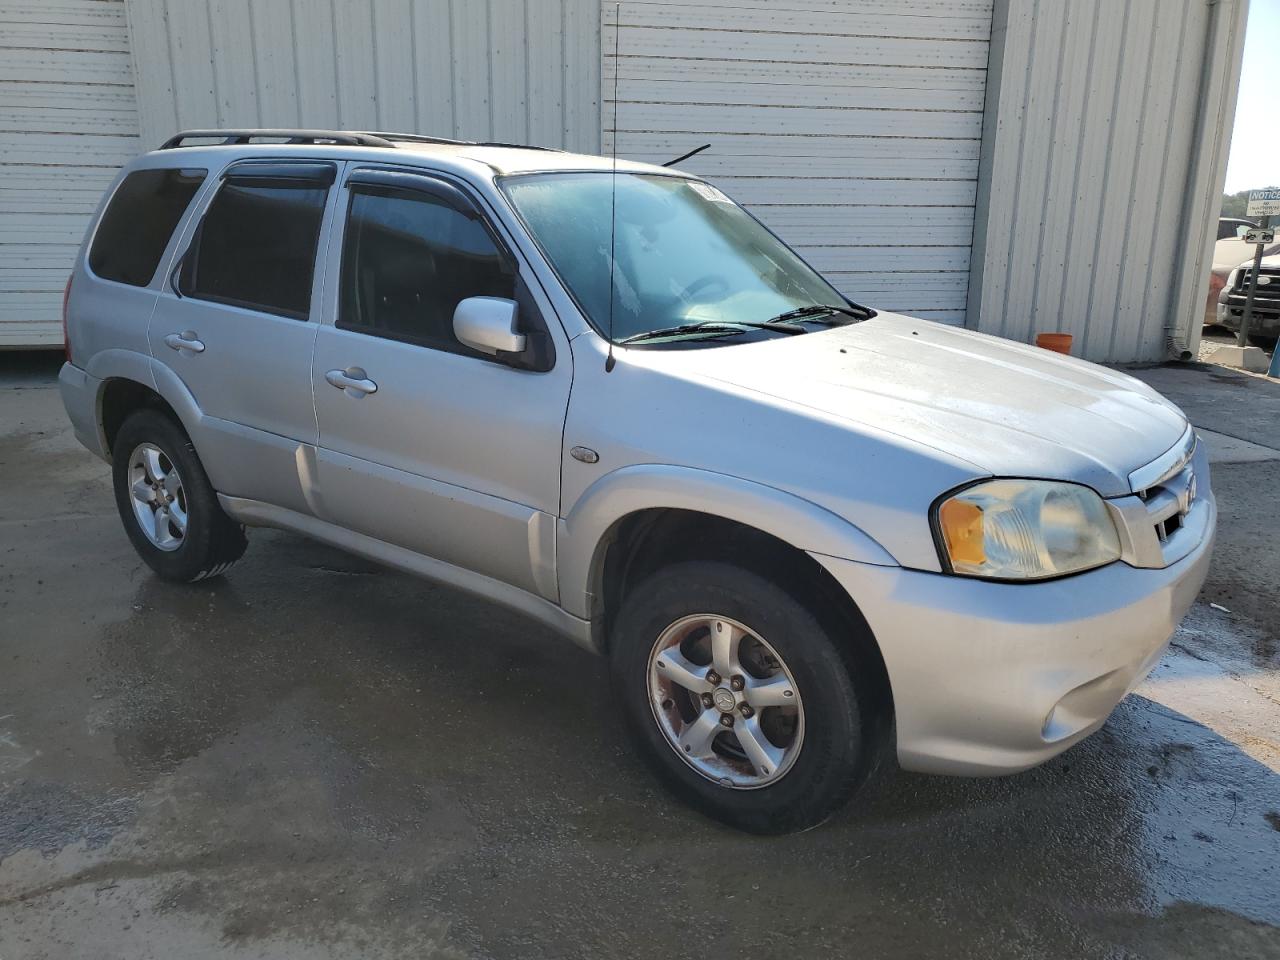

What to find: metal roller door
left=603, top=0, right=993, bottom=325
left=0, top=0, right=140, bottom=347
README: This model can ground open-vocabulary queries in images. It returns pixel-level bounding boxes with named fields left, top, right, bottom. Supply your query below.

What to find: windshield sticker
left=688, top=182, right=732, bottom=204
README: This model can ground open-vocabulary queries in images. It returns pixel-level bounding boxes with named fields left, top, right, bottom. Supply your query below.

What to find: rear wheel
left=112, top=409, right=246, bottom=582
left=610, top=560, right=877, bottom=833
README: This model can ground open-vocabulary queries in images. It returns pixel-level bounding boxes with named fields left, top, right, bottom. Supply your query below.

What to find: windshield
left=501, top=172, right=846, bottom=343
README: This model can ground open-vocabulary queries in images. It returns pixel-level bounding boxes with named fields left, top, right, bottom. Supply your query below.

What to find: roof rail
left=361, top=130, right=563, bottom=152
left=357, top=130, right=471, bottom=147
left=159, top=129, right=397, bottom=150
left=159, top=128, right=566, bottom=154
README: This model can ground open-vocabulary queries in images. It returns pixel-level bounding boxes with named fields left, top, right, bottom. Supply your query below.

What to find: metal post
left=1268, top=218, right=1280, bottom=378
left=1237, top=240, right=1265, bottom=347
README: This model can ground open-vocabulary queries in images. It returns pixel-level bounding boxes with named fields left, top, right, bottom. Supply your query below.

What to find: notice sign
left=1246, top=188, right=1280, bottom=218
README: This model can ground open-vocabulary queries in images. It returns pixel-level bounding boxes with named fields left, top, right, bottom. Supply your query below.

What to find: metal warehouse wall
left=124, top=0, right=601, bottom=153
left=0, top=0, right=142, bottom=347
left=604, top=0, right=995, bottom=325
left=968, top=0, right=1249, bottom=363
left=2, top=0, right=1248, bottom=359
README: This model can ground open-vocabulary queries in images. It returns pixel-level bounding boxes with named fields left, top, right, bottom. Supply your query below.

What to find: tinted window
left=89, top=168, right=206, bottom=286
left=339, top=187, right=515, bottom=351
left=183, top=180, right=328, bottom=318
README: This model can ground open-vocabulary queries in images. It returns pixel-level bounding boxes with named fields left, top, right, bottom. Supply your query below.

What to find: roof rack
left=159, top=129, right=398, bottom=149
left=361, top=131, right=563, bottom=152
left=159, top=128, right=565, bottom=153
left=357, top=130, right=470, bottom=147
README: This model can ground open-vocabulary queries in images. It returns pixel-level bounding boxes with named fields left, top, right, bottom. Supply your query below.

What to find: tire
left=1248, top=334, right=1277, bottom=350
left=111, top=408, right=247, bottom=583
left=610, top=560, right=879, bottom=834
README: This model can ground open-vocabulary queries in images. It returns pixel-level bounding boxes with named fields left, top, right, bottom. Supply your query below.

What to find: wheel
left=1248, top=334, right=1277, bottom=350
left=610, top=560, right=878, bottom=834
left=111, top=408, right=247, bottom=582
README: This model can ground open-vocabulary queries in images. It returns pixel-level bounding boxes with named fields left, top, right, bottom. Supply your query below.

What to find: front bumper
left=813, top=496, right=1216, bottom=776
left=1217, top=297, right=1280, bottom=337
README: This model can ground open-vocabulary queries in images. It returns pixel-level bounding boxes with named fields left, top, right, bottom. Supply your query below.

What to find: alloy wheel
left=127, top=442, right=188, bottom=552
left=647, top=614, right=804, bottom=789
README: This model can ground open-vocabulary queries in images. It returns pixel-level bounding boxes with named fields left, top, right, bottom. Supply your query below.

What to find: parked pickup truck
left=1206, top=217, right=1280, bottom=328
left=1217, top=252, right=1280, bottom=346
left=59, top=129, right=1215, bottom=833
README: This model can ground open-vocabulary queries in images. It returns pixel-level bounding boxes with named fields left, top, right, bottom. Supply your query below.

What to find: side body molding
left=557, top=464, right=898, bottom=621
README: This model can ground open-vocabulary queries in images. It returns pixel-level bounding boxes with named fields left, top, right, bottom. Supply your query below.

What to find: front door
left=149, top=159, right=340, bottom=514
left=310, top=167, right=571, bottom=599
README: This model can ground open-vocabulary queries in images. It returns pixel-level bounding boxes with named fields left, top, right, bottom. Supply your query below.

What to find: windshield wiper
left=768, top=302, right=875, bottom=325
left=619, top=319, right=805, bottom=344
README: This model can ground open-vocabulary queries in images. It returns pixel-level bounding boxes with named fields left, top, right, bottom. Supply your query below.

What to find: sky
left=1224, top=0, right=1280, bottom=193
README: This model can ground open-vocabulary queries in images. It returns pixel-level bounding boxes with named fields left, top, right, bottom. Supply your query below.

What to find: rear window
left=89, top=168, right=207, bottom=286
left=181, top=179, right=328, bottom=318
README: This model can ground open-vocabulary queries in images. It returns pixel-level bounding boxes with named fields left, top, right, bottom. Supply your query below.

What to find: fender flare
left=85, top=349, right=205, bottom=452
left=557, top=463, right=897, bottom=621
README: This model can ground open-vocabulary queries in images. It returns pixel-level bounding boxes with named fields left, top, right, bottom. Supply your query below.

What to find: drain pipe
left=1167, top=338, right=1195, bottom=363
left=1165, top=0, right=1248, bottom=361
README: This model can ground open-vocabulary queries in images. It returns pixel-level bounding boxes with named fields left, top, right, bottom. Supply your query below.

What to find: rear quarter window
left=89, top=168, right=207, bottom=286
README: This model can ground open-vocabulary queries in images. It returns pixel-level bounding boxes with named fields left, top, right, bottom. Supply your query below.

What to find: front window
left=501, top=172, right=846, bottom=343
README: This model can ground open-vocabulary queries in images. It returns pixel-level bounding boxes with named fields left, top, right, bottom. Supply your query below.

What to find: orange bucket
left=1036, top=332, right=1073, bottom=355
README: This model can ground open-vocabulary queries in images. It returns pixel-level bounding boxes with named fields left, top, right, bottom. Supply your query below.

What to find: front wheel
left=610, top=561, right=878, bottom=833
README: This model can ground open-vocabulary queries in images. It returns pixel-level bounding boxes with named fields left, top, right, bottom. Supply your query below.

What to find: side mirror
left=453, top=297, right=527, bottom=357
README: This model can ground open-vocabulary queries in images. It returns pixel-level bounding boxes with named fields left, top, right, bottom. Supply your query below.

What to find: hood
left=1214, top=237, right=1280, bottom=270
left=642, top=314, right=1188, bottom=498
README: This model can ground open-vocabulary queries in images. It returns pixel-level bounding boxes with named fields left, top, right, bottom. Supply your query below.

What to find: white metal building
left=0, top=0, right=1248, bottom=361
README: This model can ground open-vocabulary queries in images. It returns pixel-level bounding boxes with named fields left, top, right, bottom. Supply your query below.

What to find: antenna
left=604, top=1, right=621, bottom=373
left=662, top=143, right=711, bottom=168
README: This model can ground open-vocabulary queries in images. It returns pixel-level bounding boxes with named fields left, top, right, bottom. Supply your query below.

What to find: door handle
left=325, top=367, right=378, bottom=398
left=163, top=331, right=205, bottom=354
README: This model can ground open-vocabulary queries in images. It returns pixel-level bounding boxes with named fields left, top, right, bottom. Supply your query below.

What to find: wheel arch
left=559, top=465, right=896, bottom=622
left=559, top=466, right=896, bottom=723
left=87, top=350, right=203, bottom=459
left=580, top=503, right=897, bottom=751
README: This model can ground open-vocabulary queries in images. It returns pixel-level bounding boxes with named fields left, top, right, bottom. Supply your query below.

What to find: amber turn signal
left=938, top=498, right=985, bottom=567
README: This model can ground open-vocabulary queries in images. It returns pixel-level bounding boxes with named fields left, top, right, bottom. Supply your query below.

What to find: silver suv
left=60, top=129, right=1215, bottom=833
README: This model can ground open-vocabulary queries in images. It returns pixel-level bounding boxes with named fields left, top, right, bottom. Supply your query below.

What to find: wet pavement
left=1, top=353, right=1278, bottom=959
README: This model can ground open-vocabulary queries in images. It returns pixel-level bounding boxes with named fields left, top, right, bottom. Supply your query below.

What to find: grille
left=1136, top=462, right=1195, bottom=545
left=1234, top=268, right=1280, bottom=297
left=1110, top=428, right=1206, bottom=570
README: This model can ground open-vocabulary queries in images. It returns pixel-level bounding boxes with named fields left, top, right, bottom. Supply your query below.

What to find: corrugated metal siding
left=0, top=0, right=141, bottom=346
left=603, top=0, right=994, bottom=325
left=124, top=0, right=601, bottom=153
left=967, top=0, right=1248, bottom=363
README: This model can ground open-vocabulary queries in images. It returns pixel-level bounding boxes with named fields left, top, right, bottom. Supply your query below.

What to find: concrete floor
left=1, top=353, right=1278, bottom=959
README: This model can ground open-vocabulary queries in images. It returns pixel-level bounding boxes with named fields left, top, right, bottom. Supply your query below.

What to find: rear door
left=149, top=159, right=341, bottom=514
left=310, top=166, right=571, bottom=599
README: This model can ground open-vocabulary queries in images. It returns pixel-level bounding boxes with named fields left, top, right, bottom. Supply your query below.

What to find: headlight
left=1224, top=268, right=1241, bottom=297
left=934, top=479, right=1121, bottom=580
